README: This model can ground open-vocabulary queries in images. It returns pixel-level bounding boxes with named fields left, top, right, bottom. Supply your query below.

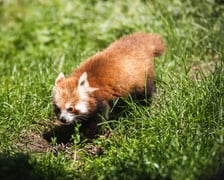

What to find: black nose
left=60, top=117, right=67, bottom=123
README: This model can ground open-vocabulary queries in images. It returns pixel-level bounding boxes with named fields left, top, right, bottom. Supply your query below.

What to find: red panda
left=53, top=32, right=165, bottom=124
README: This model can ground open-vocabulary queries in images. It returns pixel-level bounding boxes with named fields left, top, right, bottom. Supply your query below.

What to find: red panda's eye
left=67, top=107, right=73, bottom=112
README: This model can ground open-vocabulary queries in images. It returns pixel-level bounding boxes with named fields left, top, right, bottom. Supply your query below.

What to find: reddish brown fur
left=53, top=32, right=165, bottom=120
left=74, top=32, right=164, bottom=108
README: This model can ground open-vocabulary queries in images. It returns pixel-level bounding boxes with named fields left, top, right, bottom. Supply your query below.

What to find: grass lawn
left=0, top=0, right=224, bottom=179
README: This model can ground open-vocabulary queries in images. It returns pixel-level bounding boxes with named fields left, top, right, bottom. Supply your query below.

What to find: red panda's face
left=53, top=72, right=98, bottom=124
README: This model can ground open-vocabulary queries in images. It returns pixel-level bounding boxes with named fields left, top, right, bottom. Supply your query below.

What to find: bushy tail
left=149, top=34, right=166, bottom=57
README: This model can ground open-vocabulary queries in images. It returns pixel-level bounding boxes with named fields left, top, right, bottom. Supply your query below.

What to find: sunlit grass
left=0, top=0, right=224, bottom=179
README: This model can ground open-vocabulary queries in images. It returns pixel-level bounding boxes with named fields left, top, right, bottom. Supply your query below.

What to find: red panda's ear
left=78, top=72, right=98, bottom=94
left=78, top=72, right=88, bottom=87
left=55, top=72, right=65, bottom=84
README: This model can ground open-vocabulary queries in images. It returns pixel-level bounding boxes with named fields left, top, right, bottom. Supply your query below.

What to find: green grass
left=0, top=0, right=224, bottom=179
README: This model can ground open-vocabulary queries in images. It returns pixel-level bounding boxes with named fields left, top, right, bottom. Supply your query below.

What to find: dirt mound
left=16, top=120, right=106, bottom=158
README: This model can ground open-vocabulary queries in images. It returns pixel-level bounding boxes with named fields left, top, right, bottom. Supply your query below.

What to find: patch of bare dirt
left=16, top=119, right=106, bottom=159
left=16, top=131, right=51, bottom=153
left=188, top=57, right=218, bottom=79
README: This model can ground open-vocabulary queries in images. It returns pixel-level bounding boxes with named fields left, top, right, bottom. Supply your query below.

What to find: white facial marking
left=60, top=110, right=75, bottom=124
left=65, top=103, right=71, bottom=110
left=75, top=100, right=89, bottom=114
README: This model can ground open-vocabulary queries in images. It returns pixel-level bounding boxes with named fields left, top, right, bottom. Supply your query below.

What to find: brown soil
left=16, top=119, right=107, bottom=158
left=188, top=58, right=218, bottom=79
left=17, top=131, right=51, bottom=153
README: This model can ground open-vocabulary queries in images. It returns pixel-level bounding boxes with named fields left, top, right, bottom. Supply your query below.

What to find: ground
left=0, top=0, right=224, bottom=179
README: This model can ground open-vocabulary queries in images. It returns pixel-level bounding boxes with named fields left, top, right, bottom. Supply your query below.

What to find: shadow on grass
left=199, top=168, right=224, bottom=180
left=0, top=153, right=74, bottom=180
left=198, top=147, right=224, bottom=180
left=43, top=92, right=154, bottom=145
left=43, top=117, right=101, bottom=144
left=43, top=97, right=153, bottom=145
left=43, top=123, right=76, bottom=144
left=0, top=153, right=41, bottom=180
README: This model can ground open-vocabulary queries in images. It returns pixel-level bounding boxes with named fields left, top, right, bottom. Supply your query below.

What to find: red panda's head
left=53, top=72, right=99, bottom=124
